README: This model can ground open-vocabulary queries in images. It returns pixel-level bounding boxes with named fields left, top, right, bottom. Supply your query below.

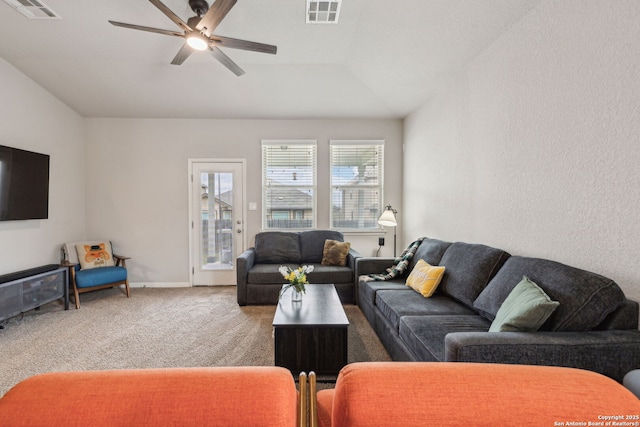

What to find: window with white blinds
left=330, top=140, right=384, bottom=230
left=262, top=140, right=317, bottom=230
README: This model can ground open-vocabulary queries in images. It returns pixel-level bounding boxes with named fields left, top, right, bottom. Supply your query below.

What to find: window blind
left=262, top=141, right=317, bottom=230
left=330, top=140, right=384, bottom=230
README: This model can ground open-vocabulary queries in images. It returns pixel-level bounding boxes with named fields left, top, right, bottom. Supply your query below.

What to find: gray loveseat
left=356, top=238, right=640, bottom=381
left=237, top=230, right=361, bottom=305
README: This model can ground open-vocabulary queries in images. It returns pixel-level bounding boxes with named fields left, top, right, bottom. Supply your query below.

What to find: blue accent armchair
left=62, top=241, right=131, bottom=309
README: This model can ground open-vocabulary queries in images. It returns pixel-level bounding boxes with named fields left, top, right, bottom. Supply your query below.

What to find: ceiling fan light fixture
left=186, top=33, right=209, bottom=51
left=108, top=0, right=276, bottom=76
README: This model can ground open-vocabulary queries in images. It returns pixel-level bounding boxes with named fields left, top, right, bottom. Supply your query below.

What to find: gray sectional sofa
left=356, top=238, right=640, bottom=381
left=237, top=230, right=361, bottom=305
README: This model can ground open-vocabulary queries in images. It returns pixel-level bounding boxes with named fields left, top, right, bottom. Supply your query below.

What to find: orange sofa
left=0, top=367, right=300, bottom=427
left=314, top=362, right=640, bottom=427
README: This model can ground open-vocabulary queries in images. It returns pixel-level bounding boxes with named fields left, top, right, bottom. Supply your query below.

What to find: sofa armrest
left=236, top=248, right=256, bottom=306
left=445, top=330, right=640, bottom=382
left=354, top=257, right=396, bottom=277
left=623, top=369, right=640, bottom=398
left=346, top=248, right=362, bottom=270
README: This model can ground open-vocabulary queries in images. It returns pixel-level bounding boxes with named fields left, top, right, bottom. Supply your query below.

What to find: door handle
left=237, top=229, right=242, bottom=234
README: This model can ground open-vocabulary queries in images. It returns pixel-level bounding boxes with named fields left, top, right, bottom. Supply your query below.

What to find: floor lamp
left=378, top=205, right=398, bottom=257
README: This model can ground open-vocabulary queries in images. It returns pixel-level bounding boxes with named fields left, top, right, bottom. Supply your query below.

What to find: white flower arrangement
left=279, top=265, right=314, bottom=298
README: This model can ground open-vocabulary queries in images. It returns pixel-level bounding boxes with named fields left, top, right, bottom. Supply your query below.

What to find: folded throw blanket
left=365, top=237, right=426, bottom=281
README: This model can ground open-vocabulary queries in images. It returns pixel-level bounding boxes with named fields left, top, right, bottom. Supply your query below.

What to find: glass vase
left=291, top=288, right=303, bottom=302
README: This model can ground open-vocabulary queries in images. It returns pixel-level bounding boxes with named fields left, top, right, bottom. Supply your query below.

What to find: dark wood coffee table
left=273, top=284, right=349, bottom=375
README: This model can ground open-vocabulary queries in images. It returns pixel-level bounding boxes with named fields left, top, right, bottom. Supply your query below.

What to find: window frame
left=329, top=140, right=385, bottom=232
left=261, top=140, right=317, bottom=230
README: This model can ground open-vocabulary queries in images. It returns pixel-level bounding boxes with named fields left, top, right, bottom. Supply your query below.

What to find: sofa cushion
left=307, top=264, right=353, bottom=284
left=254, top=232, right=301, bottom=264
left=405, top=260, right=445, bottom=298
left=473, top=256, right=627, bottom=332
left=300, top=230, right=344, bottom=263
left=317, top=362, right=640, bottom=427
left=0, top=367, right=298, bottom=427
left=321, top=240, right=351, bottom=266
left=248, top=263, right=353, bottom=285
left=376, top=290, right=476, bottom=331
left=359, top=279, right=411, bottom=307
left=488, top=276, right=559, bottom=332
left=248, top=263, right=300, bottom=284
left=407, top=238, right=452, bottom=273
left=399, top=315, right=490, bottom=361
left=75, top=266, right=126, bottom=288
left=437, top=242, right=510, bottom=308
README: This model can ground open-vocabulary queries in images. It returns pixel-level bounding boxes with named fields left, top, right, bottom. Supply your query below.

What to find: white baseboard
left=129, top=282, right=192, bottom=288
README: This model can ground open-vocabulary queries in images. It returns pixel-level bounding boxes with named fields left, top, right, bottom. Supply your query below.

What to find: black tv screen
left=0, top=145, right=50, bottom=221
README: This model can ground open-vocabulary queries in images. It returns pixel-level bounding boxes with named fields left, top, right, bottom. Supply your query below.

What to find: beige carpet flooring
left=0, top=286, right=390, bottom=396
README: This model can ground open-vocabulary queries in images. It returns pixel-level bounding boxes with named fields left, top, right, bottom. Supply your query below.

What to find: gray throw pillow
left=489, top=276, right=559, bottom=332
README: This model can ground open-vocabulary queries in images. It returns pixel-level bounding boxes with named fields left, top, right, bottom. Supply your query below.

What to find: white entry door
left=190, top=160, right=245, bottom=285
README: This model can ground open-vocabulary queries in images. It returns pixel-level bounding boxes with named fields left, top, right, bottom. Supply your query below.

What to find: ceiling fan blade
left=196, top=0, right=237, bottom=37
left=109, top=21, right=184, bottom=37
left=211, top=35, right=277, bottom=55
left=149, top=0, right=192, bottom=32
left=209, top=46, right=245, bottom=76
left=170, top=44, right=194, bottom=65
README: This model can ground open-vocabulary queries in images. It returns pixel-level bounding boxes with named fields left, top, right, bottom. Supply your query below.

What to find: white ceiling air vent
left=306, top=0, right=341, bottom=24
left=3, top=0, right=61, bottom=19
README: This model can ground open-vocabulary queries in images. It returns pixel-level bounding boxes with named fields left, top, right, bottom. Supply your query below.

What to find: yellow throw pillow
left=76, top=242, right=115, bottom=270
left=321, top=240, right=351, bottom=266
left=406, top=259, right=446, bottom=298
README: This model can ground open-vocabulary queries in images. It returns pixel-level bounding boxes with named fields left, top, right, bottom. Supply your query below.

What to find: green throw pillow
left=489, top=276, right=560, bottom=332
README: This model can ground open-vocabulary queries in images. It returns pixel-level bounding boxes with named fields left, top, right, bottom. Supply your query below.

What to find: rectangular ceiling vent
left=3, top=0, right=61, bottom=19
left=306, top=0, right=341, bottom=24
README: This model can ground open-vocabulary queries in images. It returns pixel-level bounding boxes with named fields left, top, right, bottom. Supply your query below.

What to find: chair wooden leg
left=124, top=279, right=131, bottom=298
left=73, top=284, right=80, bottom=309
left=70, top=268, right=80, bottom=309
left=309, top=371, right=317, bottom=427
left=299, top=372, right=307, bottom=427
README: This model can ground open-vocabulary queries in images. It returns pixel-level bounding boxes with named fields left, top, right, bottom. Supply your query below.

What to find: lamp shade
left=378, top=208, right=397, bottom=227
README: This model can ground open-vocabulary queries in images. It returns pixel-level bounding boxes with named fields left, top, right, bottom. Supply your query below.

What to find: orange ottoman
left=0, top=367, right=298, bottom=427
left=316, top=362, right=640, bottom=427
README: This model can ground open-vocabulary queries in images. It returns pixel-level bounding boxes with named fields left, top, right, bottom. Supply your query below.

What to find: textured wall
left=0, top=59, right=86, bottom=275
left=403, top=1, right=640, bottom=302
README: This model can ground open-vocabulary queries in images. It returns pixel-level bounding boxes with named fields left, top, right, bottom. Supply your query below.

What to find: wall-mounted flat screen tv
left=0, top=145, right=50, bottom=221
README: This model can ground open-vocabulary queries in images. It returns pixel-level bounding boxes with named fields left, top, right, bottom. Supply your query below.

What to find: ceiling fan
left=109, top=0, right=277, bottom=76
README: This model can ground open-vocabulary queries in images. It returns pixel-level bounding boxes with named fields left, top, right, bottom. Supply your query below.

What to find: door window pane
left=200, top=172, right=234, bottom=270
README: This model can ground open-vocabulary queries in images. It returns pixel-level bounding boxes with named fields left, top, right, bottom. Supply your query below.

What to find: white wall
left=84, top=118, right=403, bottom=286
left=0, top=59, right=85, bottom=275
left=403, top=1, right=640, bottom=301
